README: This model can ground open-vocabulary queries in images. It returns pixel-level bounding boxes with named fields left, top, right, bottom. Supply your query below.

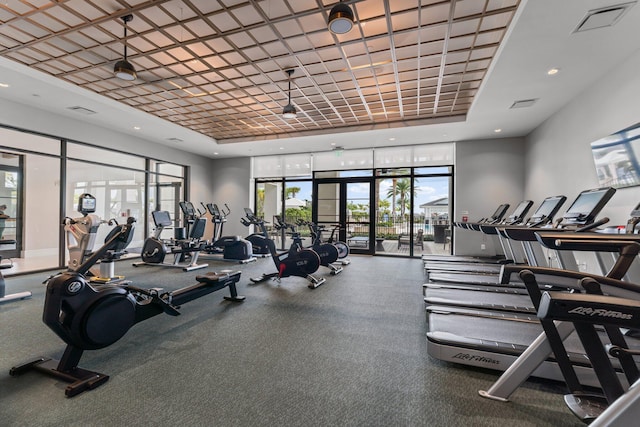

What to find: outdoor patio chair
left=397, top=229, right=424, bottom=249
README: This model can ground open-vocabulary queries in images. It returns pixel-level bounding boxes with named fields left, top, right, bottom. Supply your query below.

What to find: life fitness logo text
left=567, top=306, right=633, bottom=320
left=67, top=281, right=83, bottom=294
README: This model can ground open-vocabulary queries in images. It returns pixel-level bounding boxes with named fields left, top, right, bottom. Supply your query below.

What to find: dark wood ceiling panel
left=0, top=0, right=521, bottom=141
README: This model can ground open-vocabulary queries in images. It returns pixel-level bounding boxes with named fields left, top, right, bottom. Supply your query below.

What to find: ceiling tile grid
left=0, top=0, right=520, bottom=143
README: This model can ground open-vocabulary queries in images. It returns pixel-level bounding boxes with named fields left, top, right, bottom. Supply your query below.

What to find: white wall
left=525, top=49, right=640, bottom=225
left=209, top=157, right=252, bottom=237
left=454, top=137, right=526, bottom=255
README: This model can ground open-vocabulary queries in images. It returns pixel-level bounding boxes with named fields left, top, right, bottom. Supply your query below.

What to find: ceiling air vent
left=510, top=99, right=538, bottom=109
left=574, top=2, right=635, bottom=33
left=67, top=106, right=97, bottom=115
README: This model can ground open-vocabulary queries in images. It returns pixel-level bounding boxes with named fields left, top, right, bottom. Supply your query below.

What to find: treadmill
left=424, top=202, right=640, bottom=315
left=424, top=191, right=607, bottom=287
left=423, top=200, right=534, bottom=274
left=425, top=187, right=636, bottom=387
left=423, top=203, right=511, bottom=264
left=476, top=233, right=640, bottom=411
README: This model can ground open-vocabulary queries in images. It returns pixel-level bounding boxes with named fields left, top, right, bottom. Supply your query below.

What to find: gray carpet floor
left=0, top=255, right=583, bottom=426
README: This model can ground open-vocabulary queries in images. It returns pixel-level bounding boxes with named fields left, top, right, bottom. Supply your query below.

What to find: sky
left=285, top=176, right=450, bottom=212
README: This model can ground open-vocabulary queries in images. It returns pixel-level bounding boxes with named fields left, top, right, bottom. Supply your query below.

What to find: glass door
left=314, top=180, right=373, bottom=254
left=0, top=156, right=22, bottom=258
left=256, top=181, right=284, bottom=249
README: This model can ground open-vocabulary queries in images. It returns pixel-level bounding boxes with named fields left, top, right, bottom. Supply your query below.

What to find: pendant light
left=282, top=69, right=297, bottom=119
left=328, top=1, right=355, bottom=34
left=114, top=14, right=137, bottom=81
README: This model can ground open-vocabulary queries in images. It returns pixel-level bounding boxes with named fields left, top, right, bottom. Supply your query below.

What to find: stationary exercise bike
left=64, top=193, right=133, bottom=283
left=10, top=215, right=245, bottom=397
left=242, top=210, right=325, bottom=288
left=287, top=217, right=343, bottom=275
left=319, top=223, right=351, bottom=265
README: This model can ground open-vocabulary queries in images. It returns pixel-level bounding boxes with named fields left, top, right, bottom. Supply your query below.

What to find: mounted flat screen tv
left=591, top=122, right=640, bottom=189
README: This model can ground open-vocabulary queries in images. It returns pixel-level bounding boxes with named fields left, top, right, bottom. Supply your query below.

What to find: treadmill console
left=489, top=204, right=510, bottom=223
left=560, top=187, right=616, bottom=226
left=505, top=200, right=533, bottom=224
left=625, top=201, right=640, bottom=234
left=527, top=195, right=567, bottom=226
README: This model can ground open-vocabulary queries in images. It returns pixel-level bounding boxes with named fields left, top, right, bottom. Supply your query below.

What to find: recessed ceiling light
left=547, top=68, right=560, bottom=75
left=213, top=152, right=219, bottom=155
left=331, top=142, right=336, bottom=146
left=279, top=147, right=284, bottom=150
left=389, top=137, right=396, bottom=141
left=0, top=83, right=9, bottom=88
left=133, top=126, right=141, bottom=130
left=494, top=128, right=502, bottom=133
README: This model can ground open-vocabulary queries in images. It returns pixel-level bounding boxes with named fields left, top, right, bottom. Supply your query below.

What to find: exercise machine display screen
left=179, top=201, right=196, bottom=216
left=509, top=201, right=532, bottom=220
left=531, top=196, right=566, bottom=220
left=77, top=193, right=96, bottom=214
left=152, top=210, right=173, bottom=227
left=562, top=187, right=616, bottom=224
left=491, top=204, right=509, bottom=220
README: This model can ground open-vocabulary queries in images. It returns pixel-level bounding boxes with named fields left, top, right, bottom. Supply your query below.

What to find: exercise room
left=1, top=0, right=640, bottom=425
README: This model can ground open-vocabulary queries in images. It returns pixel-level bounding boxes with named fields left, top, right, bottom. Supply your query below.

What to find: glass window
left=0, top=127, right=60, bottom=155
left=149, top=160, right=185, bottom=178
left=285, top=180, right=312, bottom=238
left=315, top=170, right=373, bottom=178
left=253, top=154, right=312, bottom=178
left=376, top=168, right=411, bottom=177
left=313, top=149, right=373, bottom=171
left=22, top=152, right=61, bottom=269
left=148, top=173, right=184, bottom=240
left=67, top=143, right=145, bottom=171
left=415, top=166, right=452, bottom=175
left=66, top=160, right=147, bottom=261
left=255, top=180, right=283, bottom=248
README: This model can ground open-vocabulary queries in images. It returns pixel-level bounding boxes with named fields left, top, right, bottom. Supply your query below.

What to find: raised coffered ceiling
left=0, top=0, right=520, bottom=143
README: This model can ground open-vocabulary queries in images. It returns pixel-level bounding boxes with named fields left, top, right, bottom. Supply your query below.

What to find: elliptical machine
left=10, top=216, right=245, bottom=397
left=240, top=207, right=270, bottom=256
left=134, top=209, right=208, bottom=272
left=197, top=202, right=255, bottom=264
left=242, top=210, right=325, bottom=288
left=64, top=193, right=132, bottom=283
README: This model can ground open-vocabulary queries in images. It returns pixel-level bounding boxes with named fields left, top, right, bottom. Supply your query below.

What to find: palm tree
left=394, top=178, right=412, bottom=218
left=386, top=178, right=398, bottom=221
left=286, top=186, right=301, bottom=199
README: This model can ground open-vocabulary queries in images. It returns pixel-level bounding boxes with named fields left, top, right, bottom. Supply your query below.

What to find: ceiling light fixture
left=547, top=68, right=560, bottom=75
left=114, top=14, right=137, bottom=81
left=328, top=1, right=355, bottom=34
left=282, top=69, right=297, bottom=119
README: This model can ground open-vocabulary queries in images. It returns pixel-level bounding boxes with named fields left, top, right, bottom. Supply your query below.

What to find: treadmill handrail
left=499, top=265, right=640, bottom=295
